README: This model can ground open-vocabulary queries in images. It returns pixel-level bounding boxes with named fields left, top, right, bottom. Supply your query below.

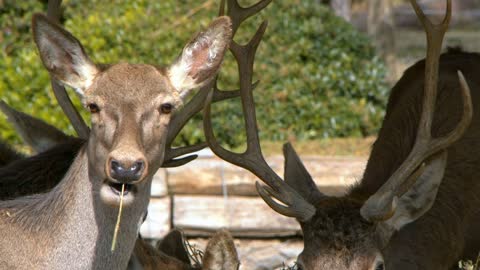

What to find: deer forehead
left=301, top=250, right=377, bottom=270
left=85, top=63, right=181, bottom=106
left=304, top=199, right=376, bottom=250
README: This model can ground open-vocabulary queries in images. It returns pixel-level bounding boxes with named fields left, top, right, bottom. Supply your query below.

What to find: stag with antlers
left=204, top=0, right=479, bottom=269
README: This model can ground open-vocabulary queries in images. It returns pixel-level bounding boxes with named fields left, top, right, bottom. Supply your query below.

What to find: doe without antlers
left=0, top=2, right=233, bottom=268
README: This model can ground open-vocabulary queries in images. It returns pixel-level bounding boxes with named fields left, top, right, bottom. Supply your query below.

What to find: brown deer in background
left=0, top=8, right=233, bottom=270
left=130, top=229, right=239, bottom=270
left=204, top=0, right=480, bottom=269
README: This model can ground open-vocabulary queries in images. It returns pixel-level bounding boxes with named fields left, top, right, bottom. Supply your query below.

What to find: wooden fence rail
left=140, top=149, right=367, bottom=239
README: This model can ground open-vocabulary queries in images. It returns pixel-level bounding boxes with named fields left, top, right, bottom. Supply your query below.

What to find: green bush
left=0, top=0, right=387, bottom=147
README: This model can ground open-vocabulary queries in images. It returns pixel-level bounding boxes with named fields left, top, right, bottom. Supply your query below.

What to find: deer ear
left=0, top=101, right=73, bottom=153
left=283, top=143, right=325, bottom=204
left=382, top=151, right=447, bottom=231
left=168, top=16, right=232, bottom=98
left=202, top=230, right=239, bottom=270
left=32, top=13, right=98, bottom=96
left=156, top=229, right=191, bottom=265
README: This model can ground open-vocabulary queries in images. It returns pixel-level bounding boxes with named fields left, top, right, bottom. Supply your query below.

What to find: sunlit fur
left=291, top=50, right=480, bottom=270
left=0, top=13, right=231, bottom=269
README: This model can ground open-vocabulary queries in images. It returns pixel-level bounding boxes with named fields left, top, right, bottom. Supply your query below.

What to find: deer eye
left=159, top=103, right=174, bottom=114
left=87, top=103, right=100, bottom=113
left=375, top=262, right=385, bottom=270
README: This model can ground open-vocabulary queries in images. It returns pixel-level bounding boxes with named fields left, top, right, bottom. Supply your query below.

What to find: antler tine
left=226, top=0, right=273, bottom=34
left=164, top=143, right=207, bottom=162
left=231, top=21, right=268, bottom=153
left=361, top=0, right=473, bottom=221
left=204, top=89, right=315, bottom=221
left=219, top=0, right=226, bottom=16
left=255, top=182, right=315, bottom=221
left=162, top=155, right=198, bottom=168
left=47, top=0, right=90, bottom=139
left=411, top=0, right=451, bottom=139
left=203, top=0, right=315, bottom=221
left=47, top=0, right=62, bottom=23
left=410, top=0, right=451, bottom=30
left=214, top=80, right=260, bottom=101
left=429, top=71, right=473, bottom=148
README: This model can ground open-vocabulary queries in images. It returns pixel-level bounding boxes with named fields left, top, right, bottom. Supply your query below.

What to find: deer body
left=0, top=147, right=149, bottom=269
left=356, top=50, right=480, bottom=269
left=0, top=141, right=24, bottom=166
left=0, top=139, right=83, bottom=200
left=295, top=50, right=480, bottom=270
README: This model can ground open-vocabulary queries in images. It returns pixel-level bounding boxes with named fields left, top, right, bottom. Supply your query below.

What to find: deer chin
left=100, top=180, right=137, bottom=207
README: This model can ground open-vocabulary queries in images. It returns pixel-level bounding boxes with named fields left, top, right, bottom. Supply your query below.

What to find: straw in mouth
left=111, top=184, right=125, bottom=252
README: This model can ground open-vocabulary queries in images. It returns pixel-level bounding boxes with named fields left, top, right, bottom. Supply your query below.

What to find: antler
left=47, top=0, right=90, bottom=139
left=361, top=0, right=473, bottom=221
left=162, top=1, right=263, bottom=167
left=203, top=0, right=316, bottom=221
left=162, top=80, right=258, bottom=167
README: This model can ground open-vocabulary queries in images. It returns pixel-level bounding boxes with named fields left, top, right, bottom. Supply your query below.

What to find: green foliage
left=0, top=0, right=387, bottom=147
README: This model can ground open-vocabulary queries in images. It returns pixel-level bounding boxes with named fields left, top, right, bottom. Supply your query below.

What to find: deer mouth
left=108, top=182, right=134, bottom=196
left=100, top=181, right=138, bottom=206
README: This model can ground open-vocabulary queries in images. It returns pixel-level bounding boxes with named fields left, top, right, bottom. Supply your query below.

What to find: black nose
left=110, top=159, right=145, bottom=183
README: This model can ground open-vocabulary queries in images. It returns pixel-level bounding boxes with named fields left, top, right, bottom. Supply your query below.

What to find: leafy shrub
left=0, top=0, right=387, bottom=147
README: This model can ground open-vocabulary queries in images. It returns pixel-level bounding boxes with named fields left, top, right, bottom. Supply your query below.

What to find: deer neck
left=0, top=144, right=152, bottom=270
left=349, top=74, right=423, bottom=200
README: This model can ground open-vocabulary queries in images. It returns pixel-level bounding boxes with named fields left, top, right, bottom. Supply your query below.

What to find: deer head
left=129, top=229, right=239, bottom=270
left=32, top=13, right=232, bottom=206
left=203, top=0, right=473, bottom=269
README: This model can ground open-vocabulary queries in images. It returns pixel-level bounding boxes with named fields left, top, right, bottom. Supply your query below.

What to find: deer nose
left=109, top=159, right=145, bottom=183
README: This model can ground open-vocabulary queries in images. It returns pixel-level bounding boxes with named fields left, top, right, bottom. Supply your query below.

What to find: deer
left=0, top=102, right=240, bottom=270
left=0, top=6, right=233, bottom=269
left=0, top=101, right=84, bottom=200
left=130, top=229, right=239, bottom=270
left=202, top=0, right=480, bottom=269
left=0, top=140, right=24, bottom=166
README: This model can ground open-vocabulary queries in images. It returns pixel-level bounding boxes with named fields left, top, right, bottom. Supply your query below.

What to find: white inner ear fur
left=35, top=20, right=98, bottom=96
left=384, top=152, right=447, bottom=231
left=168, top=26, right=227, bottom=97
left=71, top=64, right=98, bottom=96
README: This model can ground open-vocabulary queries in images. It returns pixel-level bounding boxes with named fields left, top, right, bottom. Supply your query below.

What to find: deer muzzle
left=107, top=151, right=148, bottom=184
left=110, top=159, right=145, bottom=182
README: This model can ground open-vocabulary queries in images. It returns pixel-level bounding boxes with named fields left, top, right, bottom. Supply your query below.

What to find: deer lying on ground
left=0, top=103, right=240, bottom=270
left=130, top=229, right=239, bottom=270
left=203, top=0, right=479, bottom=269
left=0, top=10, right=232, bottom=269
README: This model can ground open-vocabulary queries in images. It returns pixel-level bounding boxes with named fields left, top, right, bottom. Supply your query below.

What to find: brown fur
left=0, top=13, right=232, bottom=269
left=0, top=139, right=84, bottom=200
left=130, top=229, right=239, bottom=270
left=290, top=51, right=480, bottom=270
left=0, top=141, right=24, bottom=166
left=130, top=237, right=194, bottom=270
left=200, top=230, right=240, bottom=270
